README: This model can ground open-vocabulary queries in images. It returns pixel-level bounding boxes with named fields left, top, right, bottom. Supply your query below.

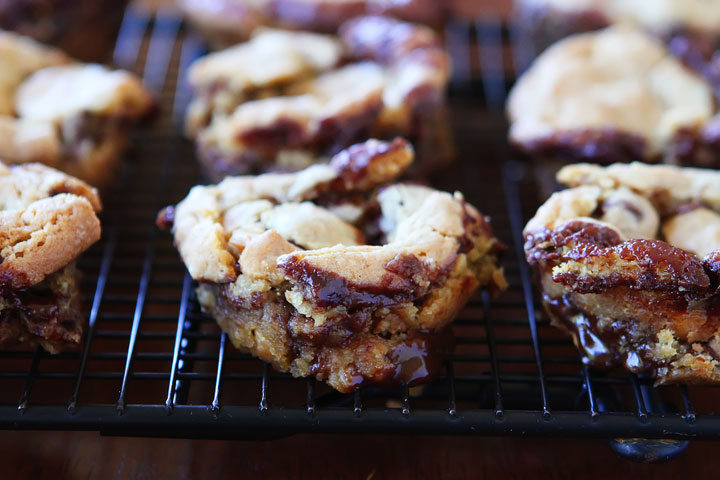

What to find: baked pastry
left=525, top=161, right=720, bottom=385
left=507, top=25, right=720, bottom=167
left=0, top=30, right=154, bottom=187
left=0, top=161, right=101, bottom=353
left=184, top=27, right=345, bottom=139
left=514, top=0, right=720, bottom=94
left=178, top=0, right=448, bottom=48
left=187, top=15, right=452, bottom=180
left=0, top=0, right=128, bottom=62
left=158, top=138, right=506, bottom=392
left=514, top=0, right=720, bottom=47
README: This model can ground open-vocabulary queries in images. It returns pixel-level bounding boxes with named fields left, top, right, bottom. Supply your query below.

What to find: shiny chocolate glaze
left=526, top=220, right=712, bottom=296
left=513, top=128, right=650, bottom=165
left=0, top=265, right=83, bottom=353
left=556, top=239, right=710, bottom=295
left=545, top=291, right=720, bottom=379
left=544, top=293, right=657, bottom=372
left=329, top=137, right=409, bottom=189
left=321, top=328, right=455, bottom=390
left=669, top=122, right=720, bottom=169
left=526, top=218, right=720, bottom=382
left=390, top=331, right=453, bottom=385
left=279, top=252, right=448, bottom=311
left=208, top=281, right=455, bottom=393
left=198, top=102, right=383, bottom=180
left=703, top=251, right=720, bottom=294
left=525, top=220, right=623, bottom=268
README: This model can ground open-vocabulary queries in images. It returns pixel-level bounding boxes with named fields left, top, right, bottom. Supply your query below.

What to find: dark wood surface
left=0, top=430, right=717, bottom=479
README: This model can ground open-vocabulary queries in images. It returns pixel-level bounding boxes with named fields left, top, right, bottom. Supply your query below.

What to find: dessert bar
left=507, top=25, right=720, bottom=167
left=525, top=162, right=720, bottom=384
left=187, top=16, right=452, bottom=180
left=0, top=162, right=101, bottom=353
left=0, top=30, right=154, bottom=186
left=159, top=138, right=506, bottom=392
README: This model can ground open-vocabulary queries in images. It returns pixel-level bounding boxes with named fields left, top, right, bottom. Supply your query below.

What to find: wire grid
left=1, top=7, right=719, bottom=440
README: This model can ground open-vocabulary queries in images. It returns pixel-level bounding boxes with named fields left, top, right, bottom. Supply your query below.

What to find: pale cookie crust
left=15, top=64, right=153, bottom=122
left=557, top=162, right=720, bottom=215
left=0, top=161, right=101, bottom=290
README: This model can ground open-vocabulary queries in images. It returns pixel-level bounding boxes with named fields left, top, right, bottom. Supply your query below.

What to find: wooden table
left=0, top=430, right=716, bottom=479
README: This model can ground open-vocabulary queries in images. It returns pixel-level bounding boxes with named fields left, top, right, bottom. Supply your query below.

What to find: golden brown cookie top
left=0, top=162, right=101, bottom=291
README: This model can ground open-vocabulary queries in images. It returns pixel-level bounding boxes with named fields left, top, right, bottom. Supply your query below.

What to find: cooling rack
left=1, top=6, right=718, bottom=459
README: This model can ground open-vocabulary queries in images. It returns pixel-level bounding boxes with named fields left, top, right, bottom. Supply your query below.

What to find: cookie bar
left=0, top=30, right=154, bottom=187
left=0, top=161, right=102, bottom=353
left=187, top=16, right=451, bottom=180
left=514, top=0, right=720, bottom=96
left=525, top=161, right=720, bottom=385
left=184, top=28, right=345, bottom=138
left=159, top=138, right=506, bottom=393
left=177, top=0, right=448, bottom=48
left=507, top=25, right=720, bottom=167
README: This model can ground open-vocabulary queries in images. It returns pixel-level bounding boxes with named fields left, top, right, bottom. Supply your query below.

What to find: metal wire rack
left=2, top=6, right=719, bottom=452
